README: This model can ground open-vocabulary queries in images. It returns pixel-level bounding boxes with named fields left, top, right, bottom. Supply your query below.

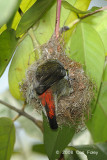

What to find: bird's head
left=34, top=59, right=71, bottom=95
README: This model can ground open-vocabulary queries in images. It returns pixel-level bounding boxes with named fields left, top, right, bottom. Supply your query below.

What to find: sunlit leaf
left=70, top=22, right=105, bottom=89
left=9, top=0, right=75, bottom=100
left=64, top=0, right=91, bottom=42
left=8, top=33, right=36, bottom=100
left=11, top=0, right=37, bottom=30
left=34, top=0, right=75, bottom=45
left=20, top=0, right=37, bottom=13
left=16, top=0, right=55, bottom=37
left=62, top=0, right=100, bottom=14
left=83, top=10, right=107, bottom=54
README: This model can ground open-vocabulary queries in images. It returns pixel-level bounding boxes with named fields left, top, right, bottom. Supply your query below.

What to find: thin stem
left=13, top=101, right=26, bottom=121
left=60, top=6, right=107, bottom=33
left=0, top=100, right=43, bottom=132
left=13, top=114, right=20, bottom=121
left=28, top=28, right=41, bottom=59
left=55, top=0, right=62, bottom=38
left=68, top=19, right=80, bottom=28
left=81, top=6, right=107, bottom=19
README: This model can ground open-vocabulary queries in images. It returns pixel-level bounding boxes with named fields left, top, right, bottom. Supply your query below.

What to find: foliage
left=0, top=117, right=15, bottom=160
left=66, top=142, right=107, bottom=160
left=0, top=29, right=17, bottom=77
left=32, top=142, right=107, bottom=160
left=0, top=0, right=107, bottom=160
left=43, top=114, right=75, bottom=160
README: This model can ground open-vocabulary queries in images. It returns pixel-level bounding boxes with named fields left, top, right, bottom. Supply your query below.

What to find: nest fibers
left=21, top=35, right=94, bottom=131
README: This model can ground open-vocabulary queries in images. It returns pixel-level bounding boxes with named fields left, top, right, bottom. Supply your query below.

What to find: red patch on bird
left=39, top=89, right=55, bottom=119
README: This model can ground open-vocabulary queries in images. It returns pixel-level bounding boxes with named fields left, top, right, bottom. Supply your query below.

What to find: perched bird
left=34, top=59, right=72, bottom=130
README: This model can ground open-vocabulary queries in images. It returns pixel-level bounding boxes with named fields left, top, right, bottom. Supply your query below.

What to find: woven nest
left=21, top=35, right=94, bottom=131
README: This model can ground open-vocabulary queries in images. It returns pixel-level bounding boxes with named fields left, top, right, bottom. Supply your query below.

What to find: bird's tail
left=39, top=89, right=58, bottom=130
left=45, top=103, right=58, bottom=130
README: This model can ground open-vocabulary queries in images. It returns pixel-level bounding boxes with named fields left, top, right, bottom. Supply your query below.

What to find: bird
left=34, top=59, right=72, bottom=130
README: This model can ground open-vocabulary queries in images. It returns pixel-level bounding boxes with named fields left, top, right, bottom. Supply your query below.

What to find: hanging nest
left=20, top=34, right=94, bottom=131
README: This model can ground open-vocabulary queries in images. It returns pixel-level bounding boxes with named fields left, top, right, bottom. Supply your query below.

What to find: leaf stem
left=0, top=99, right=43, bottom=132
left=28, top=28, right=41, bottom=59
left=67, top=19, right=80, bottom=29
left=55, top=0, right=62, bottom=38
left=81, top=6, right=107, bottom=19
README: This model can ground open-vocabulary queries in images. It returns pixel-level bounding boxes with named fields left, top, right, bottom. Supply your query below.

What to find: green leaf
left=43, top=114, right=75, bottom=160
left=83, top=10, right=107, bottom=55
left=0, top=29, right=17, bottom=77
left=20, top=0, right=37, bottom=13
left=87, top=82, right=107, bottom=142
left=32, top=144, right=46, bottom=155
left=86, top=60, right=107, bottom=143
left=8, top=0, right=75, bottom=100
left=103, top=64, right=107, bottom=82
left=64, top=0, right=91, bottom=42
left=8, top=33, right=36, bottom=100
left=0, top=117, right=15, bottom=160
left=68, top=143, right=107, bottom=160
left=62, top=0, right=100, bottom=14
left=0, top=0, right=21, bottom=27
left=34, top=0, right=74, bottom=45
left=70, top=22, right=105, bottom=89
left=7, top=0, right=22, bottom=29
left=16, top=0, right=55, bottom=37
left=11, top=0, right=37, bottom=30
left=64, top=150, right=81, bottom=160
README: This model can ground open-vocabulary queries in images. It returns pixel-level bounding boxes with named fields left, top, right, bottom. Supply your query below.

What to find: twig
left=55, top=0, right=62, bottom=38
left=81, top=6, right=107, bottom=19
left=0, top=100, right=43, bottom=132
left=60, top=6, right=107, bottom=33
left=13, top=101, right=26, bottom=121
left=13, top=114, right=20, bottom=121
left=68, top=19, right=80, bottom=28
left=28, top=28, right=41, bottom=59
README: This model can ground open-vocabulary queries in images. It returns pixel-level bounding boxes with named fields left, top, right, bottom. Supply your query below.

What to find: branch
left=0, top=100, right=43, bottom=132
left=81, top=6, right=107, bottom=19
left=60, top=6, right=107, bottom=33
left=55, top=0, right=62, bottom=38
